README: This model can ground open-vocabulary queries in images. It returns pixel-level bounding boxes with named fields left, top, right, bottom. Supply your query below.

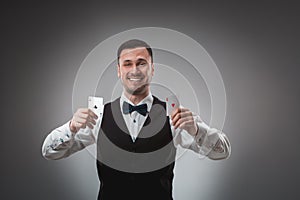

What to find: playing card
left=165, top=94, right=180, bottom=116
left=88, top=96, right=104, bottom=116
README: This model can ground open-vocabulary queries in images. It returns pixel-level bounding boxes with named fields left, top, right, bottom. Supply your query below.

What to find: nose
left=131, top=64, right=140, bottom=73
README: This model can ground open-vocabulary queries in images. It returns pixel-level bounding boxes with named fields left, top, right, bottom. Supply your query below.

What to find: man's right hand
left=69, top=108, right=98, bottom=133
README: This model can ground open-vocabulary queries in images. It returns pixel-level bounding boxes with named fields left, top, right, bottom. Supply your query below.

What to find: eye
left=138, top=62, right=146, bottom=66
left=123, top=63, right=132, bottom=67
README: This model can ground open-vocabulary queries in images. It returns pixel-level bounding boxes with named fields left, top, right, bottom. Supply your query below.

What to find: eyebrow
left=136, top=58, right=147, bottom=62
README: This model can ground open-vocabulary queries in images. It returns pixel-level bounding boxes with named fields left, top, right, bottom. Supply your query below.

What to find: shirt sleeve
left=41, top=117, right=102, bottom=160
left=171, top=113, right=231, bottom=160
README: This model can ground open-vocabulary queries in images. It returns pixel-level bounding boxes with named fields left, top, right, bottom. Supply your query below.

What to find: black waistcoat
left=96, top=96, right=176, bottom=200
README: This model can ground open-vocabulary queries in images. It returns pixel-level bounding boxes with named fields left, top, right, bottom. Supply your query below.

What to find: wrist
left=190, top=125, right=198, bottom=137
left=69, top=121, right=77, bottom=133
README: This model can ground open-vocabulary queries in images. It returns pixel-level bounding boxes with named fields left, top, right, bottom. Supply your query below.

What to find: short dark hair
left=117, top=39, right=153, bottom=63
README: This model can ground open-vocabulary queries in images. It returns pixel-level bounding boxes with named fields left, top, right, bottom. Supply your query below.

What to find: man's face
left=118, top=47, right=154, bottom=96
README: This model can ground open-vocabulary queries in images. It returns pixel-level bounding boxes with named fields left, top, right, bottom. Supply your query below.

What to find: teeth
left=129, top=78, right=141, bottom=81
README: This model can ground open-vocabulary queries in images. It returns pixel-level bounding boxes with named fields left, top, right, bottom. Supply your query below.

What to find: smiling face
left=118, top=47, right=154, bottom=98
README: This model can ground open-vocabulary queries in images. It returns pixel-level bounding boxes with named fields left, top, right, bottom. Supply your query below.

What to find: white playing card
left=88, top=96, right=104, bottom=116
left=165, top=94, right=179, bottom=116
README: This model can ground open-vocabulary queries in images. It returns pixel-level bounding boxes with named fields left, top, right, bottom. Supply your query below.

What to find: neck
left=124, top=90, right=149, bottom=105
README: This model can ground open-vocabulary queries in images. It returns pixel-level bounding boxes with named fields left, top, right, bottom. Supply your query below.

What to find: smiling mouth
left=128, top=78, right=143, bottom=81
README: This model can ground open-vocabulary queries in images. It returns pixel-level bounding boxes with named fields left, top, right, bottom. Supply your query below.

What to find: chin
left=127, top=84, right=148, bottom=95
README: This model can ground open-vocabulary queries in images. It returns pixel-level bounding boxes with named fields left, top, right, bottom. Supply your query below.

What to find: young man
left=42, top=39, right=231, bottom=200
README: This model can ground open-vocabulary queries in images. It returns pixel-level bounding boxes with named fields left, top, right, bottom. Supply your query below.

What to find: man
left=42, top=39, right=231, bottom=200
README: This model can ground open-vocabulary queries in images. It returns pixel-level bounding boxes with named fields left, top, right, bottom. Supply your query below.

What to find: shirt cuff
left=194, top=122, right=220, bottom=157
left=49, top=121, right=75, bottom=150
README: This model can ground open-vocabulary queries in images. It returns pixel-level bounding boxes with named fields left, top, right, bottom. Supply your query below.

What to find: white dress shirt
left=42, top=92, right=231, bottom=160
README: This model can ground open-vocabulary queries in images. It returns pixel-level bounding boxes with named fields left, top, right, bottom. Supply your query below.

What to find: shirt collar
left=120, top=91, right=153, bottom=113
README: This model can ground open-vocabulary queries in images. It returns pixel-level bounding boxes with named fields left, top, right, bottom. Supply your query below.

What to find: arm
left=193, top=119, right=231, bottom=160
left=171, top=108, right=231, bottom=160
left=41, top=108, right=101, bottom=160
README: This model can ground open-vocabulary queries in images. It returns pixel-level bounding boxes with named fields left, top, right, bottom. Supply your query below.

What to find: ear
left=117, top=64, right=121, bottom=77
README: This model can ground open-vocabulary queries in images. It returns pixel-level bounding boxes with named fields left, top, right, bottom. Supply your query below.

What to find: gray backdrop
left=1, top=1, right=299, bottom=200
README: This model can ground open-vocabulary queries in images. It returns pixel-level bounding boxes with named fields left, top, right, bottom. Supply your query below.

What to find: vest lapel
left=110, top=98, right=132, bottom=142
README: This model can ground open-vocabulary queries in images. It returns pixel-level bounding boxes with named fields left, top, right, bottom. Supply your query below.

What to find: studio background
left=1, top=1, right=299, bottom=200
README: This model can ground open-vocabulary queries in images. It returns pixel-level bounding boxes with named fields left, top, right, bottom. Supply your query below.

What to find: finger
left=88, top=109, right=98, bottom=119
left=178, top=119, right=194, bottom=129
left=174, top=116, right=194, bottom=129
left=171, top=108, right=189, bottom=119
left=80, top=123, right=86, bottom=129
left=74, top=119, right=93, bottom=130
left=75, top=116, right=88, bottom=124
left=172, top=110, right=192, bottom=126
left=86, top=122, right=94, bottom=129
left=75, top=115, right=96, bottom=128
left=87, top=116, right=96, bottom=125
left=77, top=112, right=89, bottom=119
left=172, top=111, right=192, bottom=126
left=78, top=108, right=90, bottom=114
left=76, top=113, right=96, bottom=125
left=171, top=108, right=181, bottom=119
left=74, top=121, right=86, bottom=129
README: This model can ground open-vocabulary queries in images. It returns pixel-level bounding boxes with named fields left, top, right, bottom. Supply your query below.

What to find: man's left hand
left=171, top=107, right=198, bottom=136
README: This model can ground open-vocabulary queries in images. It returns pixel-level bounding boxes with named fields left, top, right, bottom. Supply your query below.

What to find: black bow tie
left=122, top=101, right=148, bottom=116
